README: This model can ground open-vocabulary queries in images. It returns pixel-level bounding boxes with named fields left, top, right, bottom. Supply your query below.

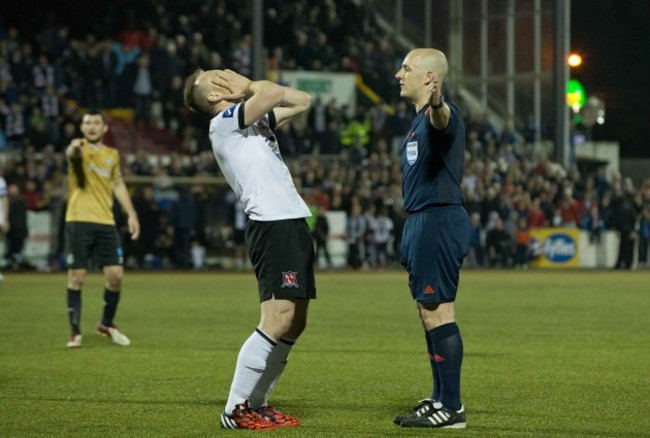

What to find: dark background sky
left=571, top=0, right=650, bottom=157
left=2, top=0, right=650, bottom=157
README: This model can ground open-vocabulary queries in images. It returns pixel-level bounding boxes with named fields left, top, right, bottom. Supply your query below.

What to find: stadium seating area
left=1, top=0, right=649, bottom=271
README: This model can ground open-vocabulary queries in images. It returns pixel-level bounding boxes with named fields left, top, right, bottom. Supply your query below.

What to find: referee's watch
left=431, top=96, right=445, bottom=110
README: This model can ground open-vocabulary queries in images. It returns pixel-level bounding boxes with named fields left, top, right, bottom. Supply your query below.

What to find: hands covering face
left=211, top=69, right=251, bottom=102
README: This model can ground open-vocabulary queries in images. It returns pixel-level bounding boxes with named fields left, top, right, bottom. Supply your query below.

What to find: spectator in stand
left=188, top=32, right=212, bottom=69
left=27, top=108, right=50, bottom=151
left=599, top=191, right=614, bottom=229
left=312, top=205, right=331, bottom=268
left=523, top=193, right=544, bottom=226
left=556, top=187, right=584, bottom=227
left=362, top=203, right=376, bottom=268
left=320, top=120, right=342, bottom=155
left=291, top=30, right=312, bottom=70
left=523, top=113, right=538, bottom=144
left=390, top=101, right=411, bottom=155
left=312, top=32, right=338, bottom=71
left=612, top=193, right=638, bottom=270
left=466, top=130, right=484, bottom=161
left=154, top=211, right=174, bottom=268
left=6, top=182, right=29, bottom=270
left=500, top=122, right=517, bottom=146
left=0, top=169, right=7, bottom=270
left=189, top=184, right=209, bottom=270
left=230, top=195, right=249, bottom=270
left=486, top=216, right=512, bottom=267
left=36, top=179, right=56, bottom=211
left=513, top=216, right=532, bottom=269
left=230, top=35, right=252, bottom=76
left=594, top=167, right=610, bottom=199
left=539, top=191, right=557, bottom=226
left=340, top=106, right=371, bottom=150
left=638, top=205, right=650, bottom=268
left=307, top=96, right=328, bottom=154
left=133, top=54, right=153, bottom=130
left=132, top=185, right=161, bottom=268
left=111, top=40, right=141, bottom=107
left=59, top=119, right=78, bottom=152
left=5, top=102, right=26, bottom=149
left=582, top=202, right=606, bottom=244
left=23, top=180, right=41, bottom=211
left=371, top=206, right=393, bottom=268
left=130, top=150, right=153, bottom=176
left=170, top=187, right=197, bottom=268
left=466, top=211, right=484, bottom=268
left=369, top=101, right=389, bottom=145
left=32, top=54, right=55, bottom=94
left=346, top=202, right=366, bottom=269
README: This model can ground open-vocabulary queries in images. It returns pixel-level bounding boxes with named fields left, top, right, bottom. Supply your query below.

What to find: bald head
left=395, top=48, right=450, bottom=108
left=408, top=48, right=449, bottom=83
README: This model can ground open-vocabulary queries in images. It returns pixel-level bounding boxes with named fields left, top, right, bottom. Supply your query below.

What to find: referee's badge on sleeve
left=406, top=141, right=418, bottom=165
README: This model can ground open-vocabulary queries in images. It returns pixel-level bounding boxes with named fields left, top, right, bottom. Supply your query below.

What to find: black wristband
left=431, top=97, right=444, bottom=110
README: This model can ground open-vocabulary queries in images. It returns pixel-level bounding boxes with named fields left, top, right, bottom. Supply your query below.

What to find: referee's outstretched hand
left=427, top=73, right=442, bottom=108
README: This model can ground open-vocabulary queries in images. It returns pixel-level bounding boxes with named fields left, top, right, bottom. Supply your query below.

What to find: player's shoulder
left=97, top=143, right=121, bottom=161
left=211, top=103, right=245, bottom=136
left=100, top=143, right=120, bottom=155
left=214, top=103, right=241, bottom=123
left=221, top=104, right=239, bottom=119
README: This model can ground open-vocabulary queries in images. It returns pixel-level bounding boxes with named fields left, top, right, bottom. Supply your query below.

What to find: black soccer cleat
left=400, top=404, right=467, bottom=429
left=392, top=398, right=439, bottom=425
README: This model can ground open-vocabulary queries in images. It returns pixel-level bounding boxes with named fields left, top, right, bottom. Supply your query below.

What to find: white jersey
left=209, top=103, right=311, bottom=222
left=0, top=176, right=7, bottom=227
left=372, top=216, right=394, bottom=244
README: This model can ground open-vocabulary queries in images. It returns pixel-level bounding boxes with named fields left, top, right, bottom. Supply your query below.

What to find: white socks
left=225, top=329, right=274, bottom=413
left=249, top=338, right=294, bottom=409
left=224, top=330, right=295, bottom=414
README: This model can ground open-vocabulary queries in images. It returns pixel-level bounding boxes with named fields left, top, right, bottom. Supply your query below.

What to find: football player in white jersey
left=184, top=68, right=314, bottom=430
left=0, top=175, right=8, bottom=283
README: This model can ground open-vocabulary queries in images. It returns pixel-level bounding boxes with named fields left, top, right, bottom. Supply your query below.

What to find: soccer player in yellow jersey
left=64, top=110, right=140, bottom=348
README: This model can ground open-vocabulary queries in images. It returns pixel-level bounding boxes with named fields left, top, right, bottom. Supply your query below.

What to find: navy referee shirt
left=400, top=100, right=466, bottom=213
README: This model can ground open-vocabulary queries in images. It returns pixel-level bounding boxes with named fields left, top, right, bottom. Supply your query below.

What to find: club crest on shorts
left=281, top=271, right=299, bottom=288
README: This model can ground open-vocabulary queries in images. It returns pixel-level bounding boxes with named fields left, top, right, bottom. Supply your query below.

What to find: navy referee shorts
left=400, top=205, right=470, bottom=303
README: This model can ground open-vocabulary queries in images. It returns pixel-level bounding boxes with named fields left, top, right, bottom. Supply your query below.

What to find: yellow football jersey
left=65, top=140, right=122, bottom=225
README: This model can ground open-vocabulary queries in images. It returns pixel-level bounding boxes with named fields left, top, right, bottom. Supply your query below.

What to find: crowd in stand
left=1, top=0, right=649, bottom=271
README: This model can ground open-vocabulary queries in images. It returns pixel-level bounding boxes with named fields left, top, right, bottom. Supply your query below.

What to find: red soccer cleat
left=256, top=405, right=301, bottom=427
left=220, top=402, right=277, bottom=430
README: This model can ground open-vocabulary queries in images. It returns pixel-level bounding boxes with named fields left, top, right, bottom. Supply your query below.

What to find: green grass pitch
left=1, top=270, right=649, bottom=437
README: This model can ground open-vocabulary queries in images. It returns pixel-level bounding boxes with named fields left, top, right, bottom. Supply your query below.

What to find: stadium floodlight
left=568, top=53, right=582, bottom=67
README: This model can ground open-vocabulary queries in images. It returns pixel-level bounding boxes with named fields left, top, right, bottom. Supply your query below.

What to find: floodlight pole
left=252, top=0, right=264, bottom=80
left=553, top=0, right=571, bottom=167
